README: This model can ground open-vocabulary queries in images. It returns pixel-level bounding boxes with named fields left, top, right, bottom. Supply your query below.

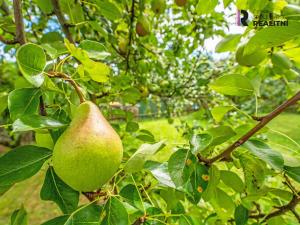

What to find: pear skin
left=52, top=101, right=123, bottom=192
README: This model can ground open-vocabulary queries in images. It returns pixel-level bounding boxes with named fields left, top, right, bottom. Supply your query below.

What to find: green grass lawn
left=0, top=113, right=299, bottom=224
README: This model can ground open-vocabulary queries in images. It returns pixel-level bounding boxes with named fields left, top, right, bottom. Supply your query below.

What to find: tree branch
left=263, top=193, right=300, bottom=222
left=13, top=0, right=26, bottom=45
left=39, top=96, right=47, bottom=116
left=199, top=91, right=300, bottom=165
left=50, top=0, right=74, bottom=43
left=48, top=71, right=86, bottom=103
left=125, top=0, right=135, bottom=71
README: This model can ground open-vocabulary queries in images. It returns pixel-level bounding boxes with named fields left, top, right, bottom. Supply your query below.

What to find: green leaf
left=190, top=133, right=213, bottom=154
left=234, top=205, right=248, bottom=225
left=48, top=203, right=100, bottom=225
left=12, top=115, right=66, bottom=132
left=215, top=188, right=235, bottom=213
left=284, top=166, right=300, bottom=183
left=271, top=52, right=293, bottom=70
left=41, top=167, right=79, bottom=214
left=41, top=32, right=63, bottom=43
left=0, top=184, right=12, bottom=196
left=243, top=139, right=284, bottom=170
left=267, top=216, right=286, bottom=225
left=10, top=206, right=27, bottom=225
left=0, top=145, right=52, bottom=186
left=65, top=39, right=110, bottom=83
left=223, top=0, right=233, bottom=7
left=145, top=161, right=176, bottom=188
left=210, top=74, right=254, bottom=96
left=35, top=0, right=53, bottom=14
left=95, top=0, right=122, bottom=21
left=119, top=184, right=143, bottom=210
left=220, top=170, right=244, bottom=193
left=125, top=121, right=139, bottom=132
left=8, top=88, right=41, bottom=120
left=240, top=154, right=266, bottom=194
left=16, top=43, right=46, bottom=87
left=207, top=126, right=236, bottom=146
left=124, top=140, right=165, bottom=173
left=40, top=216, right=68, bottom=225
left=215, top=34, right=241, bottom=53
left=35, top=131, right=54, bottom=149
left=186, top=164, right=209, bottom=204
left=211, top=106, right=233, bottom=123
left=168, top=149, right=191, bottom=187
left=0, top=93, right=8, bottom=115
left=196, top=0, right=218, bottom=15
left=245, top=21, right=300, bottom=55
left=83, top=60, right=110, bottom=83
left=79, top=40, right=110, bottom=60
left=42, top=42, right=68, bottom=59
left=101, top=197, right=129, bottom=225
left=202, top=165, right=220, bottom=201
left=269, top=188, right=293, bottom=201
left=121, top=87, right=141, bottom=104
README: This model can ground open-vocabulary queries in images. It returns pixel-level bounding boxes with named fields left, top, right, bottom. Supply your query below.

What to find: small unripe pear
left=118, top=38, right=128, bottom=55
left=52, top=101, right=123, bottom=192
left=151, top=0, right=166, bottom=14
left=136, top=16, right=151, bottom=37
left=175, top=0, right=187, bottom=7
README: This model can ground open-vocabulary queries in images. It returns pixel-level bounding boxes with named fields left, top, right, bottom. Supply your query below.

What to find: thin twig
left=39, top=96, right=47, bottom=116
left=82, top=190, right=106, bottom=201
left=263, top=193, right=300, bottom=222
left=199, top=91, right=300, bottom=164
left=50, top=0, right=74, bottom=43
left=48, top=71, right=86, bottom=103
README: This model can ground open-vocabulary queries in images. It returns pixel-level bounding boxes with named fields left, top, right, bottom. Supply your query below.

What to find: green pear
left=118, top=37, right=128, bottom=55
left=151, top=0, right=166, bottom=14
left=175, top=0, right=187, bottom=7
left=236, top=45, right=267, bottom=67
left=136, top=16, right=151, bottom=37
left=52, top=101, right=123, bottom=192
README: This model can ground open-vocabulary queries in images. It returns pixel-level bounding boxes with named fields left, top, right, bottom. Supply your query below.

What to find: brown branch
left=132, top=216, right=147, bottom=225
left=248, top=192, right=300, bottom=222
left=48, top=71, right=86, bottom=103
left=13, top=0, right=26, bottom=45
left=263, top=193, right=300, bottom=222
left=39, top=96, right=47, bottom=116
left=82, top=190, right=106, bottom=201
left=125, top=0, right=135, bottom=71
left=199, top=91, right=300, bottom=165
left=50, top=0, right=74, bottom=43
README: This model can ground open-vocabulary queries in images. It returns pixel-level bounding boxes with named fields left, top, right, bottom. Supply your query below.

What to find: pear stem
left=47, top=71, right=86, bottom=103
